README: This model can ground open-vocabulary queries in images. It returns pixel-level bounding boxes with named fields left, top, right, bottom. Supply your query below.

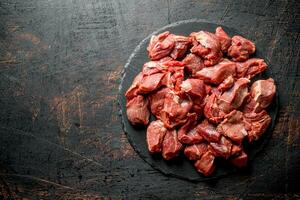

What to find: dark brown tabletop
left=0, top=0, right=299, bottom=199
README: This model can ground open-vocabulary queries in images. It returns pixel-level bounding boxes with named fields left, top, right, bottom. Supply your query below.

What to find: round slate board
left=118, top=19, right=279, bottom=181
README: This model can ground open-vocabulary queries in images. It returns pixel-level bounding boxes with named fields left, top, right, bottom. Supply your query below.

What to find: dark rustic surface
left=0, top=0, right=299, bottom=199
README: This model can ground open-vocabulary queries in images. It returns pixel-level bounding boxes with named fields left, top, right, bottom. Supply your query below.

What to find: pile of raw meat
left=125, top=27, right=276, bottom=176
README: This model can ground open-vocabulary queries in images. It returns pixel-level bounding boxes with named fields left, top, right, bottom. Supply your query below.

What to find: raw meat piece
left=204, top=93, right=227, bottom=124
left=217, top=110, right=248, bottom=144
left=195, top=59, right=236, bottom=84
left=125, top=72, right=143, bottom=101
left=138, top=73, right=165, bottom=94
left=230, top=144, right=242, bottom=157
left=126, top=95, right=150, bottom=125
left=180, top=78, right=206, bottom=99
left=230, top=151, right=248, bottom=168
left=147, top=31, right=175, bottom=60
left=182, top=53, right=205, bottom=76
left=243, top=110, right=271, bottom=142
left=250, top=78, right=276, bottom=110
left=215, top=27, right=231, bottom=52
left=162, top=129, right=183, bottom=160
left=209, top=136, right=233, bottom=159
left=170, top=35, right=191, bottom=59
left=184, top=143, right=208, bottom=160
left=178, top=113, right=204, bottom=144
left=236, top=58, right=267, bottom=79
left=218, top=78, right=250, bottom=113
left=190, top=31, right=223, bottom=66
left=228, top=35, right=256, bottom=62
left=170, top=67, right=185, bottom=91
left=217, top=75, right=234, bottom=92
left=196, top=119, right=221, bottom=143
left=148, top=87, right=171, bottom=118
left=142, top=61, right=166, bottom=76
left=194, top=152, right=216, bottom=176
left=146, top=120, right=167, bottom=153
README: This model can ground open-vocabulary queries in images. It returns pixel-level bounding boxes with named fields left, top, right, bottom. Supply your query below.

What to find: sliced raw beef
left=228, top=35, right=256, bottom=62
left=243, top=110, right=271, bottom=142
left=194, top=152, right=216, bottom=176
left=170, top=35, right=191, bottom=59
left=217, top=110, right=248, bottom=144
left=126, top=95, right=150, bottom=125
left=125, top=72, right=143, bottom=101
left=195, top=59, right=236, bottom=84
left=236, top=58, right=267, bottom=79
left=184, top=143, right=208, bottom=160
left=146, top=120, right=167, bottom=153
left=138, top=73, right=165, bottom=94
left=190, top=31, right=223, bottom=66
left=215, top=27, right=231, bottom=52
left=196, top=119, right=221, bottom=143
left=178, top=113, right=204, bottom=144
left=162, top=129, right=183, bottom=160
left=209, top=136, right=233, bottom=159
left=204, top=93, right=227, bottom=124
left=182, top=53, right=205, bottom=76
left=147, top=31, right=175, bottom=60
left=217, top=75, right=234, bottom=92
left=148, top=87, right=171, bottom=118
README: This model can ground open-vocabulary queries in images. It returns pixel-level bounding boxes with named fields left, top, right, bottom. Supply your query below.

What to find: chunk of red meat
left=146, top=120, right=167, bottom=153
left=162, top=129, right=183, bottom=160
left=215, top=27, right=231, bottom=52
left=236, top=58, right=267, bottom=79
left=138, top=73, right=165, bottom=94
left=230, top=144, right=243, bottom=157
left=190, top=31, right=223, bottom=66
left=182, top=53, right=205, bottom=76
left=142, top=61, right=166, bottom=76
left=194, top=152, right=215, bottom=176
left=217, top=110, right=248, bottom=144
left=125, top=72, right=143, bottom=101
left=178, top=113, right=204, bottom=144
left=184, top=143, right=208, bottom=160
left=148, top=87, right=171, bottom=118
left=228, top=35, right=256, bottom=62
left=243, top=110, right=271, bottom=142
left=147, top=31, right=175, bottom=60
left=230, top=151, right=248, bottom=168
left=218, top=78, right=250, bottom=113
left=249, top=78, right=276, bottom=110
left=196, top=120, right=221, bottom=143
left=126, top=95, right=150, bottom=125
left=209, top=136, right=233, bottom=159
left=204, top=93, right=227, bottom=124
left=217, top=75, right=234, bottom=92
left=160, top=92, right=193, bottom=128
left=170, top=35, right=191, bottom=59
left=195, top=59, right=236, bottom=84
left=170, top=68, right=184, bottom=91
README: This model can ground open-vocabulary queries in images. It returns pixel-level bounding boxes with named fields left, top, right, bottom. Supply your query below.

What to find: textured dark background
left=0, top=0, right=299, bottom=199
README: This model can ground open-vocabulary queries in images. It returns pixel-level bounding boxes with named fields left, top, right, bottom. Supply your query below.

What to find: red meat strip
left=148, top=87, right=171, bottom=118
left=243, top=110, right=271, bottom=142
left=182, top=53, right=205, bottom=76
left=228, top=36, right=256, bottom=62
left=162, top=129, right=183, bottom=160
left=215, top=27, right=231, bottom=52
left=194, top=152, right=216, bottom=176
left=195, top=59, right=236, bottom=84
left=147, top=31, right=175, bottom=60
left=190, top=31, right=223, bottom=66
left=146, top=120, right=167, bottom=153
left=125, top=72, right=143, bottom=101
left=218, top=78, right=250, bottom=113
left=230, top=151, right=248, bottom=168
left=209, top=136, right=233, bottom=159
left=217, top=110, right=248, bottom=144
left=170, top=35, right=191, bottom=59
left=196, top=119, right=221, bottom=143
left=184, top=143, right=208, bottom=160
left=236, top=58, right=267, bottom=79
left=126, top=95, right=150, bottom=125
